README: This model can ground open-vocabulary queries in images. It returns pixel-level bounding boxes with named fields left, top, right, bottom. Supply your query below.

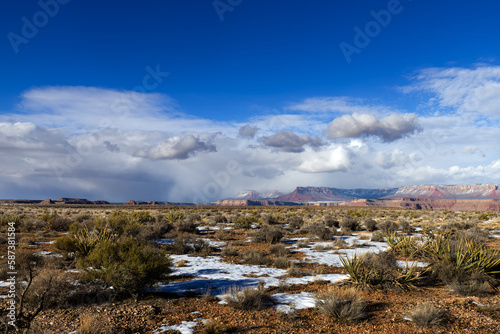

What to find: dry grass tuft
left=224, top=285, right=272, bottom=310
left=315, top=288, right=367, bottom=323
left=408, top=303, right=447, bottom=327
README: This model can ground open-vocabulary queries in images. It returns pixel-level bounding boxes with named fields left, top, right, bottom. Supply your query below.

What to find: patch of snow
left=153, top=238, right=175, bottom=245
left=153, top=319, right=208, bottom=334
left=154, top=255, right=348, bottom=296
left=292, top=239, right=389, bottom=267
left=0, top=281, right=13, bottom=288
left=271, top=292, right=316, bottom=311
left=35, top=240, right=55, bottom=244
left=396, top=260, right=429, bottom=268
left=33, top=251, right=63, bottom=257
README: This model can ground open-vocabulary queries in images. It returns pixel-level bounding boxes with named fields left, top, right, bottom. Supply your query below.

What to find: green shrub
left=54, top=235, right=78, bottom=253
left=80, top=237, right=172, bottom=295
left=340, top=251, right=420, bottom=290
left=130, top=211, right=156, bottom=223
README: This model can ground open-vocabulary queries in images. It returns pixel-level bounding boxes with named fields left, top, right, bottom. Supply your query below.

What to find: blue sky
left=1, top=0, right=500, bottom=202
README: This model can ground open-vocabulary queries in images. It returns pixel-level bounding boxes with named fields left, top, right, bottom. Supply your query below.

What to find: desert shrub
left=385, top=232, right=419, bottom=257
left=54, top=235, right=79, bottom=254
left=224, top=285, right=272, bottom=310
left=424, top=233, right=500, bottom=277
left=261, top=213, right=280, bottom=225
left=287, top=215, right=304, bottom=229
left=186, top=213, right=202, bottom=223
left=214, top=228, right=234, bottom=241
left=13, top=251, right=72, bottom=331
left=174, top=219, right=198, bottom=234
left=165, top=210, right=185, bottom=224
left=169, top=237, right=214, bottom=255
left=200, top=320, right=227, bottom=334
left=80, top=237, right=172, bottom=296
left=130, top=211, right=156, bottom=223
left=340, top=251, right=420, bottom=290
left=221, top=246, right=239, bottom=257
left=370, top=231, right=385, bottom=242
left=400, top=220, right=414, bottom=234
left=333, top=237, right=347, bottom=248
left=441, top=221, right=473, bottom=231
left=377, top=221, right=398, bottom=234
left=136, top=221, right=173, bottom=242
left=269, top=244, right=289, bottom=257
left=233, top=215, right=256, bottom=229
left=43, top=215, right=72, bottom=231
left=273, top=256, right=291, bottom=269
left=315, top=288, right=367, bottom=323
left=305, top=223, right=334, bottom=241
left=324, top=215, right=340, bottom=228
left=78, top=313, right=106, bottom=334
left=449, top=275, right=493, bottom=297
left=213, top=213, right=227, bottom=224
left=69, top=227, right=116, bottom=257
left=253, top=225, right=284, bottom=244
left=241, top=250, right=270, bottom=265
left=463, top=226, right=489, bottom=245
left=340, top=217, right=360, bottom=233
left=408, top=303, right=447, bottom=327
left=423, top=232, right=500, bottom=294
left=364, top=219, right=377, bottom=232
left=286, top=263, right=304, bottom=277
left=432, top=260, right=495, bottom=296
left=75, top=213, right=93, bottom=223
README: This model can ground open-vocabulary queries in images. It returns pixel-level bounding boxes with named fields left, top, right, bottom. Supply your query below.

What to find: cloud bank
left=1, top=65, right=500, bottom=202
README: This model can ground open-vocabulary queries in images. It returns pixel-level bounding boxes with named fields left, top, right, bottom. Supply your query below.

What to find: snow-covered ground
left=154, top=255, right=348, bottom=296
left=153, top=319, right=208, bottom=334
left=290, top=236, right=389, bottom=267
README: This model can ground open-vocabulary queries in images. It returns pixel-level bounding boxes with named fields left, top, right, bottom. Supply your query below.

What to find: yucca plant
left=340, top=252, right=371, bottom=286
left=74, top=226, right=115, bottom=257
left=385, top=232, right=420, bottom=258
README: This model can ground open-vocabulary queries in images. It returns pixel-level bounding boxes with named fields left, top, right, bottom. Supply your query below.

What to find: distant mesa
left=228, top=185, right=500, bottom=203
left=216, top=199, right=300, bottom=206
left=221, top=184, right=500, bottom=211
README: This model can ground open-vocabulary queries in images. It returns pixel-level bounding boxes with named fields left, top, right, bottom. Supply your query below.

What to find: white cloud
left=1, top=77, right=499, bottom=202
left=325, top=113, right=420, bottom=142
left=289, top=96, right=396, bottom=115
left=404, top=66, right=500, bottom=117
left=297, top=145, right=350, bottom=173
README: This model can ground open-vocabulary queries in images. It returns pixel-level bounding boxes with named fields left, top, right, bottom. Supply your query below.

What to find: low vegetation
left=0, top=205, right=499, bottom=332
